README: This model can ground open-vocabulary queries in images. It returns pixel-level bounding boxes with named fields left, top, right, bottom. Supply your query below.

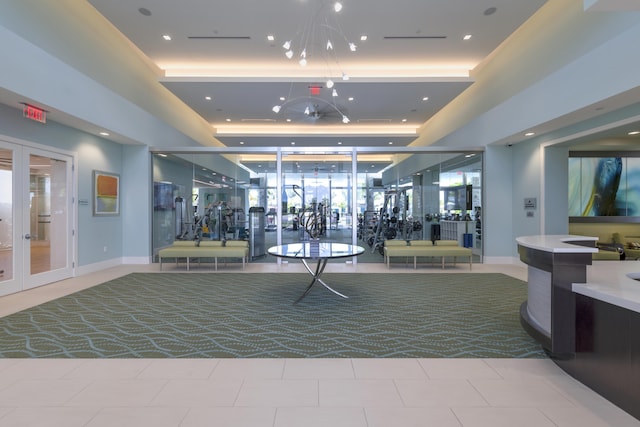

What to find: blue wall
left=0, top=103, right=126, bottom=267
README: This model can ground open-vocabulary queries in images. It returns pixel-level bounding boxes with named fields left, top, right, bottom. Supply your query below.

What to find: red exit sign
left=23, top=104, right=46, bottom=123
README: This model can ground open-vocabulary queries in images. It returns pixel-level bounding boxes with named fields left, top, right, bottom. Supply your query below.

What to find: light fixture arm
left=272, top=95, right=349, bottom=124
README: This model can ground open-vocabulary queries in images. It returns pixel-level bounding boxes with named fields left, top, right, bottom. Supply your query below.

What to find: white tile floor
left=0, top=262, right=638, bottom=427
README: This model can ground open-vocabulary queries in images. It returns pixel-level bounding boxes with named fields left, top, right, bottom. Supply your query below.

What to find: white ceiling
left=86, top=0, right=549, bottom=147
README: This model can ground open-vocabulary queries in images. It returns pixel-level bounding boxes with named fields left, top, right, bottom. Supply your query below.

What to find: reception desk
left=518, top=235, right=640, bottom=421
left=516, top=235, right=597, bottom=356
left=570, top=262, right=640, bottom=421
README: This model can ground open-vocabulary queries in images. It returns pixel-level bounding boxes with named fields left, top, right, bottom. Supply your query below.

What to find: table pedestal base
left=294, top=258, right=349, bottom=304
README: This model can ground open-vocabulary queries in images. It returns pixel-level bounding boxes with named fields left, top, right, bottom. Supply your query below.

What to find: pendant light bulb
left=326, top=79, right=334, bottom=88
left=334, top=2, right=343, bottom=12
left=272, top=105, right=281, bottom=113
left=349, top=43, right=357, bottom=52
left=282, top=40, right=291, bottom=50
left=304, top=106, right=310, bottom=115
left=332, top=89, right=338, bottom=97
left=326, top=40, right=333, bottom=50
left=342, top=115, right=350, bottom=124
left=341, top=73, right=349, bottom=81
left=285, top=50, right=294, bottom=59
left=299, top=58, right=307, bottom=66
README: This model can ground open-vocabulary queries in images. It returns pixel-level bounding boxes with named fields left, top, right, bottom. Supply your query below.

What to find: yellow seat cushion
left=199, top=240, right=223, bottom=247
left=384, top=240, right=408, bottom=247
left=433, top=240, right=459, bottom=246
left=408, top=240, right=433, bottom=246
left=225, top=240, right=249, bottom=247
left=171, top=240, right=196, bottom=247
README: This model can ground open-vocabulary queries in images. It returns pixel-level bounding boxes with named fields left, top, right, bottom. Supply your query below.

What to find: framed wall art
left=93, top=170, right=120, bottom=216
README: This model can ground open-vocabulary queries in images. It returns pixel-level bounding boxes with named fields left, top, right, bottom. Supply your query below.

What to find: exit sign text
left=23, top=104, right=46, bottom=123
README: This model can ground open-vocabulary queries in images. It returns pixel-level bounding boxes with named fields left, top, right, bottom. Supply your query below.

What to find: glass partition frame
left=150, top=147, right=483, bottom=265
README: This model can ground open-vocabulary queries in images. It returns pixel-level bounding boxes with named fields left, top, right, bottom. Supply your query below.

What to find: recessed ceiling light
left=422, top=97, right=429, bottom=101
left=279, top=97, right=286, bottom=101
left=226, top=118, right=231, bottom=122
left=291, top=141, right=296, bottom=145
left=402, top=119, right=407, bottom=123
left=348, top=97, right=354, bottom=101
left=205, top=96, right=211, bottom=100
left=239, top=141, right=245, bottom=145
left=525, top=132, right=535, bottom=136
left=99, top=131, right=109, bottom=136
left=628, top=131, right=640, bottom=135
left=267, top=34, right=275, bottom=41
left=360, top=35, right=368, bottom=41
left=463, top=34, right=472, bottom=40
left=388, top=141, right=393, bottom=145
left=484, top=7, right=497, bottom=16
left=337, top=141, right=342, bottom=145
left=162, top=34, right=172, bottom=41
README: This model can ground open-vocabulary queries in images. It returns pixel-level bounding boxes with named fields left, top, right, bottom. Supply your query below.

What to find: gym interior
left=152, top=149, right=483, bottom=265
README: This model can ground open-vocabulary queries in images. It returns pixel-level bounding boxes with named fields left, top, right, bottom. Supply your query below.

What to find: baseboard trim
left=76, top=258, right=122, bottom=276
left=483, top=256, right=519, bottom=264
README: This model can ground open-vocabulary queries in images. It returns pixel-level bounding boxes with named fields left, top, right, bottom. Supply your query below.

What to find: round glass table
left=268, top=242, right=365, bottom=303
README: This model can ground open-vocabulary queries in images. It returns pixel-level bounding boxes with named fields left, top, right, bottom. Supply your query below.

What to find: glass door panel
left=281, top=153, right=353, bottom=245
left=0, top=147, right=15, bottom=290
left=24, top=150, right=73, bottom=289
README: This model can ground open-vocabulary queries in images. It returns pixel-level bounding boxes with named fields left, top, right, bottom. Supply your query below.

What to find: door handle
left=24, top=234, right=31, bottom=240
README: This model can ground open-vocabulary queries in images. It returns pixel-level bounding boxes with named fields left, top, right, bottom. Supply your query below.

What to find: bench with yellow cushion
left=384, top=239, right=473, bottom=269
left=158, top=240, right=249, bottom=271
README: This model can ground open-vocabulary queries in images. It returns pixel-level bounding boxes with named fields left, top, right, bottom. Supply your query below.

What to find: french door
left=0, top=139, right=74, bottom=296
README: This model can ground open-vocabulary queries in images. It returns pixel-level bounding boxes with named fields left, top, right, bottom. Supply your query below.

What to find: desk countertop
left=516, top=235, right=598, bottom=253
left=574, top=262, right=640, bottom=314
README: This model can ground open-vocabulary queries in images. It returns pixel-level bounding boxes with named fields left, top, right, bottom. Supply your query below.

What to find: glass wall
left=151, top=149, right=483, bottom=264
left=280, top=152, right=353, bottom=244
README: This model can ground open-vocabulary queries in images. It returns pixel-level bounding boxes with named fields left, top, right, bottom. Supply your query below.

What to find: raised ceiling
left=87, top=0, right=548, bottom=147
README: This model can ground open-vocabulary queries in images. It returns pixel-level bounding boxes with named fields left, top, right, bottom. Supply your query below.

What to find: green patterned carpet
left=0, top=273, right=545, bottom=359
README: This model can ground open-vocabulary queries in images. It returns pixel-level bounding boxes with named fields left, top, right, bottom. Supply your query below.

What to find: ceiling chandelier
left=281, top=1, right=356, bottom=69
left=272, top=0, right=356, bottom=124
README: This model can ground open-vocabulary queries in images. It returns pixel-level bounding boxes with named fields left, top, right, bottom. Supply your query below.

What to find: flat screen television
left=154, top=182, right=174, bottom=210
